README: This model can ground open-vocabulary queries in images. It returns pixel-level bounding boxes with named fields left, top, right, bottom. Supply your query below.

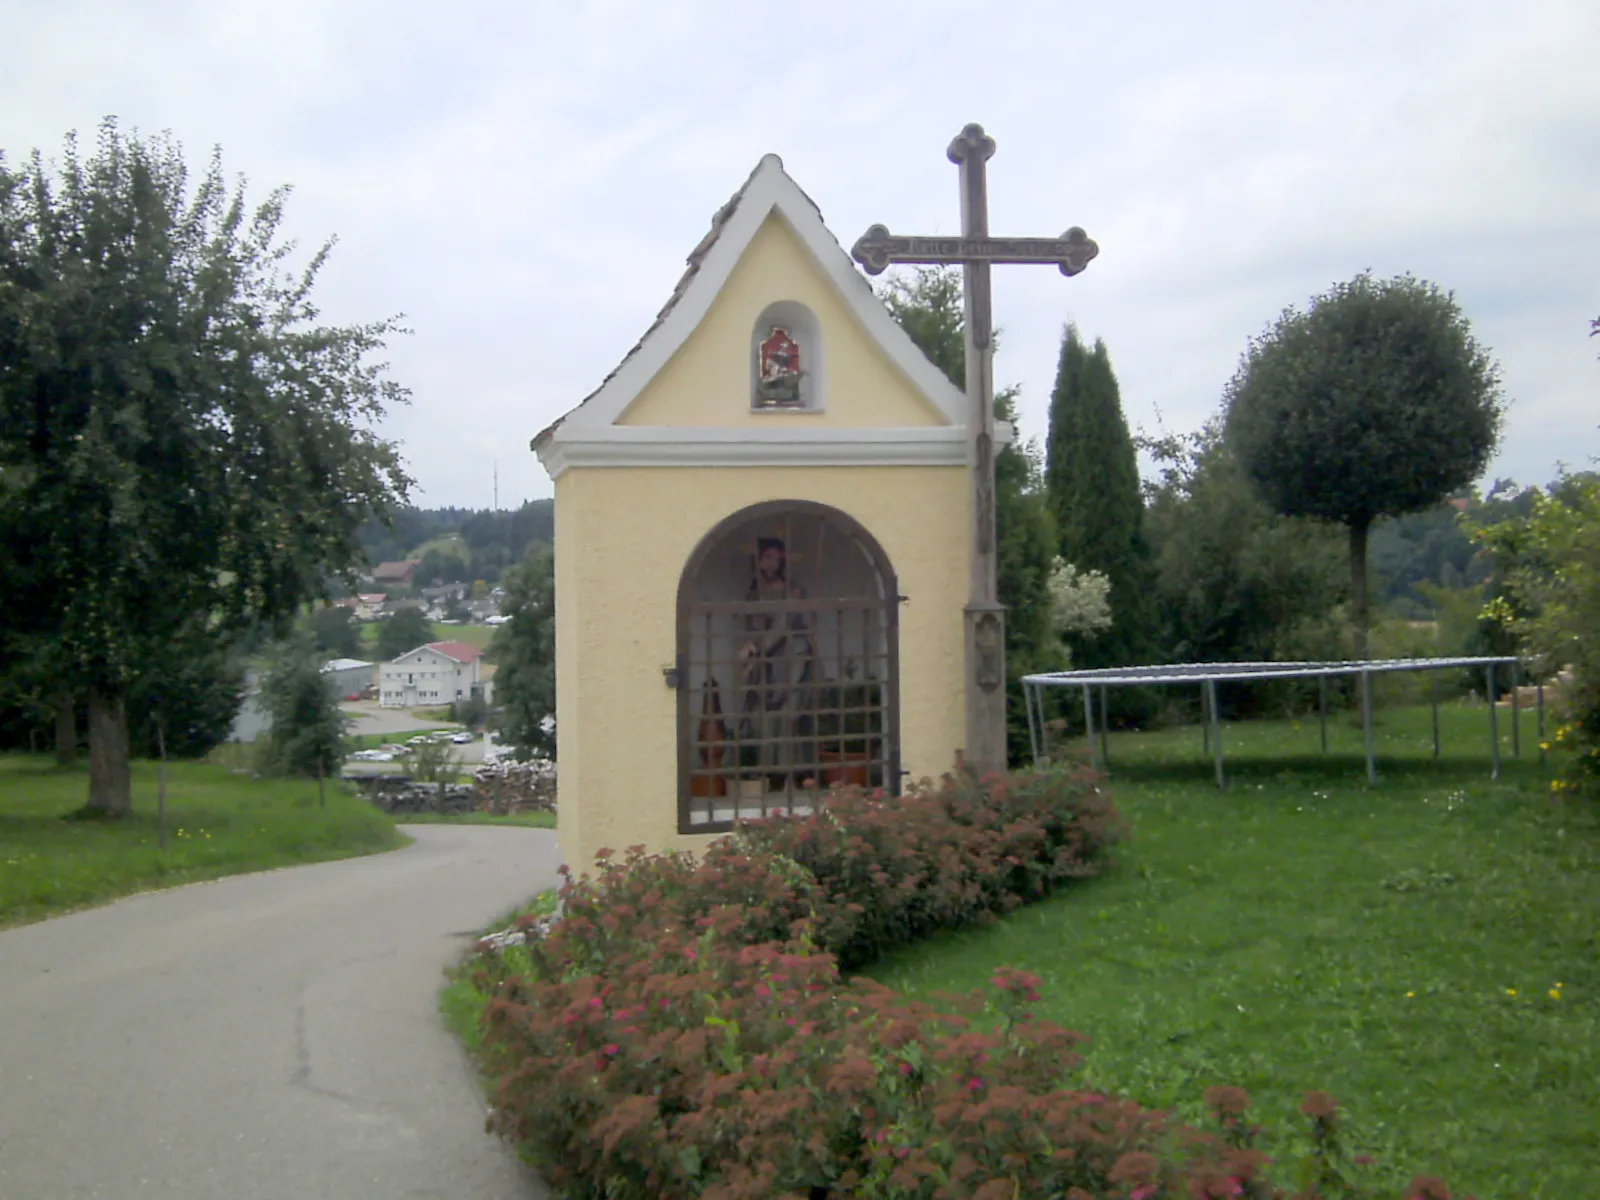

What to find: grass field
left=0, top=755, right=406, bottom=928
left=439, top=887, right=559, bottom=1053
left=400, top=810, right=554, bottom=829
left=868, top=702, right=1596, bottom=1198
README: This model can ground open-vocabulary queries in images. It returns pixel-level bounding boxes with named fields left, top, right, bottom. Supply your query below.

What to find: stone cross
left=853, top=123, right=1099, bottom=777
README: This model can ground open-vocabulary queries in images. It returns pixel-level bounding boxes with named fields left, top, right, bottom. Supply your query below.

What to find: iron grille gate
left=679, top=593, right=900, bottom=831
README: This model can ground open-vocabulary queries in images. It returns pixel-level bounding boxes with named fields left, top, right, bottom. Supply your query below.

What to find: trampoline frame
left=1021, top=657, right=1542, bottom=787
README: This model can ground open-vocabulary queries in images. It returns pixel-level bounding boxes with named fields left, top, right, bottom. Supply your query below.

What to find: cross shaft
left=854, top=123, right=1099, bottom=778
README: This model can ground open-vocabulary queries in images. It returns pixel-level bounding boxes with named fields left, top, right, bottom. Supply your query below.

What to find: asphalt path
left=0, top=826, right=561, bottom=1199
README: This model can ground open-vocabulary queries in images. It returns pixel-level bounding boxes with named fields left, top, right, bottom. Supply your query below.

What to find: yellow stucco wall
left=615, top=212, right=947, bottom=429
left=554, top=465, right=967, bottom=875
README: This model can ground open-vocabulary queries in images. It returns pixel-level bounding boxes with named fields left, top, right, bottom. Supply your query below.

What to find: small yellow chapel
left=531, top=153, right=979, bottom=872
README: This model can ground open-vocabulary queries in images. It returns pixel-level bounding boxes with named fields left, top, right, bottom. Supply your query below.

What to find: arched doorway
left=676, top=500, right=901, bottom=831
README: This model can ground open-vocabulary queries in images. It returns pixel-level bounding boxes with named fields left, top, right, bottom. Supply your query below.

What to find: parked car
left=350, top=749, right=394, bottom=763
left=451, top=732, right=474, bottom=744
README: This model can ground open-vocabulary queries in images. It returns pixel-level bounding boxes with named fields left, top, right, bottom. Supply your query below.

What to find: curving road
left=0, top=826, right=561, bottom=1200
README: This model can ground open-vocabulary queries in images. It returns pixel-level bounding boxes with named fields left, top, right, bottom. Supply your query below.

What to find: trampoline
left=1021, top=656, right=1542, bottom=787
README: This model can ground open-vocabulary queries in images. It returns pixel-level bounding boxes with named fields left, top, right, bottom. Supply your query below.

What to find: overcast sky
left=6, top=0, right=1597, bottom=508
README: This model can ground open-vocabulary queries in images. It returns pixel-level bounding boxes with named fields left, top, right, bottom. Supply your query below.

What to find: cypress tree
left=1046, top=326, right=1156, bottom=678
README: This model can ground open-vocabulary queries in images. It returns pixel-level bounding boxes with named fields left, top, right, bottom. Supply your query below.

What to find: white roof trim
left=540, top=425, right=981, bottom=480
left=551, top=154, right=968, bottom=439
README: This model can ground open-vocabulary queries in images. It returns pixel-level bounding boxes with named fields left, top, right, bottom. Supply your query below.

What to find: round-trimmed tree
left=1223, top=272, right=1504, bottom=658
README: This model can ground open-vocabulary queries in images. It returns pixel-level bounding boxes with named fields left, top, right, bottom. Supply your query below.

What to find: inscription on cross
left=854, top=123, right=1099, bottom=778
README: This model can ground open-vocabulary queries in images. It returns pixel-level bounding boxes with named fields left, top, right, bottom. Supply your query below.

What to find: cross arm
left=851, top=225, right=1099, bottom=278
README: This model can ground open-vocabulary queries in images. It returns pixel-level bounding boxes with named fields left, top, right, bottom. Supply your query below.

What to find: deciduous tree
left=257, top=637, right=349, bottom=782
left=878, top=267, right=1061, bottom=765
left=376, top=607, right=434, bottom=661
left=0, top=120, right=410, bottom=814
left=1223, top=273, right=1504, bottom=657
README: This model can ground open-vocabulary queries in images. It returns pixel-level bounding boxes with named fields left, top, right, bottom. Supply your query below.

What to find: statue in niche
left=736, top=536, right=816, bottom=789
left=755, top=326, right=805, bottom=408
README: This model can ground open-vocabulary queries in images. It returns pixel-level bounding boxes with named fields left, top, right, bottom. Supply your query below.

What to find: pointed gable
left=532, top=155, right=971, bottom=479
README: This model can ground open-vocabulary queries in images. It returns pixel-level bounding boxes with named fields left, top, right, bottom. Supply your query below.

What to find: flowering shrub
left=468, top=767, right=1469, bottom=1199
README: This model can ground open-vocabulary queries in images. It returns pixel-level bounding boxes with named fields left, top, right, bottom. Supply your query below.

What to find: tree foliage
left=125, top=624, right=247, bottom=759
left=491, top=543, right=556, bottom=760
left=305, top=605, right=360, bottom=660
left=1046, top=325, right=1155, bottom=671
left=257, top=638, right=349, bottom=779
left=1478, top=471, right=1600, bottom=796
left=1142, top=421, right=1348, bottom=672
left=0, top=119, right=410, bottom=813
left=376, top=607, right=434, bottom=661
left=878, top=267, right=1062, bottom=765
left=1223, top=272, right=1504, bottom=656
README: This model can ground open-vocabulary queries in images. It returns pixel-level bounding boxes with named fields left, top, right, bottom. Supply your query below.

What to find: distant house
left=372, top=560, right=422, bottom=587
left=420, top=583, right=468, bottom=605
left=354, top=593, right=387, bottom=621
left=378, top=641, right=492, bottom=709
left=322, top=658, right=376, bottom=699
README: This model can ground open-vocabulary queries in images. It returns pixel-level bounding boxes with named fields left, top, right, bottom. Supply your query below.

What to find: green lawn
left=400, top=810, right=555, bottom=829
left=0, top=755, right=406, bottom=928
left=869, top=702, right=1596, bottom=1199
left=440, top=887, right=559, bottom=1052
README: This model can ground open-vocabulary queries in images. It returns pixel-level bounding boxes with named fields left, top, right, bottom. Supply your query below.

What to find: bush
left=467, top=768, right=1465, bottom=1199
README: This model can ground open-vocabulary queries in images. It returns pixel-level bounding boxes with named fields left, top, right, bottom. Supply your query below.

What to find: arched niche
left=749, top=300, right=823, bottom=412
left=676, top=500, right=900, bottom=831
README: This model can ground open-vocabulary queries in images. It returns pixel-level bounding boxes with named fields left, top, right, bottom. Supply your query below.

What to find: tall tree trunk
left=54, top=694, right=77, bottom=766
left=85, top=688, right=133, bottom=816
left=1349, top=518, right=1371, bottom=661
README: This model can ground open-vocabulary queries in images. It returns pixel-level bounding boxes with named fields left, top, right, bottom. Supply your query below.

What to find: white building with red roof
left=378, top=641, right=492, bottom=709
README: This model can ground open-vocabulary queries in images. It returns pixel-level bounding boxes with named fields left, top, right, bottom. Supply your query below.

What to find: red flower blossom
left=1300, top=1091, right=1339, bottom=1122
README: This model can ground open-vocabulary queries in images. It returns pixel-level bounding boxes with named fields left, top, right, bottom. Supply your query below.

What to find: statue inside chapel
left=736, top=536, right=816, bottom=788
left=755, top=325, right=805, bottom=408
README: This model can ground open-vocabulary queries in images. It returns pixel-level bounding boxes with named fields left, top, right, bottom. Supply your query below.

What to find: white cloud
left=3, top=0, right=1596, bottom=507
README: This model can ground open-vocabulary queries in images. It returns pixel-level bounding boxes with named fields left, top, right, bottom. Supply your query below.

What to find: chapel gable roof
left=530, top=154, right=967, bottom=454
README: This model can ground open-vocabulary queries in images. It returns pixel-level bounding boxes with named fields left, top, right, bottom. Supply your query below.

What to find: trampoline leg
left=1488, top=663, right=1500, bottom=781
left=1362, top=669, right=1377, bottom=786
left=1511, top=661, right=1521, bottom=759
left=1318, top=676, right=1328, bottom=753
left=1538, top=678, right=1546, bottom=768
left=1099, top=685, right=1110, bottom=769
left=1025, top=682, right=1042, bottom=767
left=1082, top=685, right=1096, bottom=772
left=1207, top=680, right=1224, bottom=789
left=1431, top=669, right=1440, bottom=759
left=1202, top=684, right=1210, bottom=754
